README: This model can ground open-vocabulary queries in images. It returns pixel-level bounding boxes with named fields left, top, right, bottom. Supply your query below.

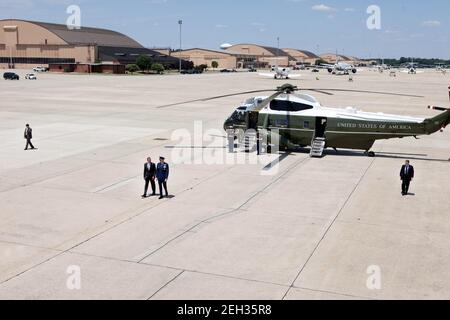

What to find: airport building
left=320, top=53, right=364, bottom=66
left=282, top=48, right=320, bottom=66
left=224, top=44, right=292, bottom=67
left=0, top=19, right=182, bottom=70
left=173, top=48, right=258, bottom=69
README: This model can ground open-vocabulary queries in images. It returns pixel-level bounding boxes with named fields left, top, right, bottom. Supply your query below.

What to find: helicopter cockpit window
left=270, top=100, right=314, bottom=112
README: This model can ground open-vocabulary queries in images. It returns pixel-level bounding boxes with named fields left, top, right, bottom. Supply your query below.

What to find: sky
left=1, top=0, right=449, bottom=59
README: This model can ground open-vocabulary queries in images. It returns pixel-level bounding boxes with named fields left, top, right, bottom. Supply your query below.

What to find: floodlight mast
left=178, top=20, right=183, bottom=73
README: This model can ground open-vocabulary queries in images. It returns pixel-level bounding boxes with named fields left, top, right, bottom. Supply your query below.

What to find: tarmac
left=0, top=68, right=449, bottom=300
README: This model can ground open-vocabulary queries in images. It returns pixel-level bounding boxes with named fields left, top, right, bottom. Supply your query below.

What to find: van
left=3, top=72, right=20, bottom=80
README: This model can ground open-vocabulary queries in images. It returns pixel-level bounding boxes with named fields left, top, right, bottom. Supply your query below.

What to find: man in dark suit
left=142, top=157, right=156, bottom=198
left=24, top=124, right=36, bottom=150
left=400, top=160, right=415, bottom=196
left=156, top=156, right=169, bottom=199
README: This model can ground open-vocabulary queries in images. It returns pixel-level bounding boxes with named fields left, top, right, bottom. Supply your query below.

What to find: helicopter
left=159, top=84, right=450, bottom=158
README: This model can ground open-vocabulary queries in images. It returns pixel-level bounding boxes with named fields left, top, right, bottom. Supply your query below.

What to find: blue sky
left=1, top=0, right=449, bottom=58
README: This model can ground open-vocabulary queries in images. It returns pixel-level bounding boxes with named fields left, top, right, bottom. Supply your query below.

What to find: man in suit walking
left=142, top=157, right=156, bottom=198
left=156, top=156, right=169, bottom=199
left=400, top=160, right=415, bottom=196
left=24, top=124, right=36, bottom=150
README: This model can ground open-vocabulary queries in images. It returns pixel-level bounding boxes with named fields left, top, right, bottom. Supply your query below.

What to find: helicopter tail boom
left=424, top=106, right=450, bottom=134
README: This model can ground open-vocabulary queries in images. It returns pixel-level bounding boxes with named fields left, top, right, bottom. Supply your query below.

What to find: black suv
left=4, top=72, right=19, bottom=80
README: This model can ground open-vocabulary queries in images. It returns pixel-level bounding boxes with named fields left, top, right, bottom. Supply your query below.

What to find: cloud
left=422, top=20, right=441, bottom=27
left=312, top=4, right=335, bottom=12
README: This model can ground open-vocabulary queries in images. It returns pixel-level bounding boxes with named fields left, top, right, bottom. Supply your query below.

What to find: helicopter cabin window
left=270, top=100, right=314, bottom=112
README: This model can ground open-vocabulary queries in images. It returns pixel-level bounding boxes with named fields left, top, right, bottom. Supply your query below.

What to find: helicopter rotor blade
left=255, top=91, right=289, bottom=129
left=157, top=89, right=277, bottom=108
left=304, top=88, right=423, bottom=98
left=306, top=89, right=334, bottom=96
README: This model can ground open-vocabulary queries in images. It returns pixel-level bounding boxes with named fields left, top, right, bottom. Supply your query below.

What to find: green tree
left=195, top=64, right=208, bottom=73
left=211, top=61, right=219, bottom=69
left=315, top=59, right=327, bottom=66
left=126, top=64, right=140, bottom=74
left=136, top=55, right=152, bottom=72
left=151, top=63, right=165, bottom=74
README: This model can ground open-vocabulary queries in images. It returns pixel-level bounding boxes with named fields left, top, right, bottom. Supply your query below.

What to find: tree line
left=373, top=57, right=450, bottom=66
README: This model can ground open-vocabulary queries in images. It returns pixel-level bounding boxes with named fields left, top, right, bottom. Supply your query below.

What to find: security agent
left=156, top=157, right=169, bottom=199
left=400, top=160, right=415, bottom=196
left=142, top=157, right=156, bottom=198
left=24, top=124, right=36, bottom=150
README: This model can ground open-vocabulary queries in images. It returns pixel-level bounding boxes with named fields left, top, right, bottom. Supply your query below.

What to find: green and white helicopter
left=160, top=84, right=450, bottom=157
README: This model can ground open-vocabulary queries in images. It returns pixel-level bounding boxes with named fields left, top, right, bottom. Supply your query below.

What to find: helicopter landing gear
left=364, top=151, right=376, bottom=157
left=226, top=130, right=236, bottom=153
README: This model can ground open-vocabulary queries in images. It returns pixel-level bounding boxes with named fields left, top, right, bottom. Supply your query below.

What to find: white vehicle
left=25, top=73, right=37, bottom=80
left=33, top=66, right=47, bottom=72
left=259, top=67, right=301, bottom=80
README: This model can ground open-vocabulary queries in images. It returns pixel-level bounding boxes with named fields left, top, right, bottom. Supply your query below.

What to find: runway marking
left=281, top=150, right=379, bottom=300
left=136, top=154, right=311, bottom=263
left=146, top=270, right=185, bottom=300
left=90, top=176, right=138, bottom=194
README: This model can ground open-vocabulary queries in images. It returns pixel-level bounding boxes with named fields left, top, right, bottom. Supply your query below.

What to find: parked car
left=220, top=69, right=237, bottom=73
left=181, top=69, right=203, bottom=74
left=25, top=73, right=37, bottom=80
left=311, top=68, right=320, bottom=73
left=248, top=67, right=257, bottom=72
left=3, top=72, right=19, bottom=80
left=33, top=66, right=48, bottom=72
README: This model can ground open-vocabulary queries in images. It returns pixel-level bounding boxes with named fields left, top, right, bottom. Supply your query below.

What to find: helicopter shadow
left=312, top=148, right=449, bottom=163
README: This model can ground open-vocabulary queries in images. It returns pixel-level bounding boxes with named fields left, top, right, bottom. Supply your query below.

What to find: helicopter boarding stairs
left=310, top=137, right=326, bottom=158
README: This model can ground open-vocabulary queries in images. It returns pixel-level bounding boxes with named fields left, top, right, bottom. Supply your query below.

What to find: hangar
left=175, top=48, right=258, bottom=69
left=224, top=44, right=292, bottom=67
left=282, top=48, right=320, bottom=66
left=319, top=53, right=363, bottom=66
left=0, top=19, right=181, bottom=69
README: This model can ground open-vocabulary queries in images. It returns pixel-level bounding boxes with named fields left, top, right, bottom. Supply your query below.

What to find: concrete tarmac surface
left=0, top=69, right=449, bottom=300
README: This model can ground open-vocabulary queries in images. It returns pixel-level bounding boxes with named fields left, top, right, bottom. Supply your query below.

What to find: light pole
left=277, top=36, right=280, bottom=67
left=178, top=20, right=183, bottom=73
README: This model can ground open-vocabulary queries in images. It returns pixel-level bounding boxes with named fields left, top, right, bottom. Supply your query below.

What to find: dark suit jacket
left=24, top=128, right=32, bottom=139
left=400, top=165, right=414, bottom=181
left=144, top=163, right=156, bottom=180
left=156, top=162, right=169, bottom=181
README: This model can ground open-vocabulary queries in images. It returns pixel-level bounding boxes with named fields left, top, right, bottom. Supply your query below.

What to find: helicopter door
left=246, top=111, right=259, bottom=130
left=315, top=117, right=328, bottom=138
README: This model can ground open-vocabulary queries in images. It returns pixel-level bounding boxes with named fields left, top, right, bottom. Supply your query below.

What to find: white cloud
left=312, top=4, right=334, bottom=12
left=422, top=20, right=441, bottom=27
